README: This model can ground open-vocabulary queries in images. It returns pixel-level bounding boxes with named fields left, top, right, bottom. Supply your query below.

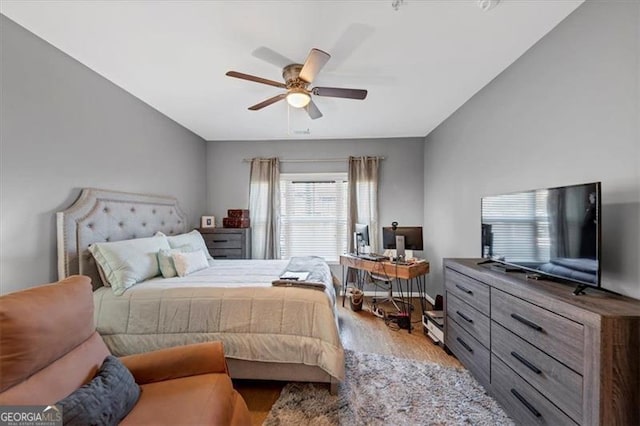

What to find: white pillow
left=94, top=262, right=111, bottom=287
left=88, top=235, right=170, bottom=295
left=171, top=250, right=209, bottom=277
left=157, top=245, right=194, bottom=278
left=156, top=230, right=213, bottom=260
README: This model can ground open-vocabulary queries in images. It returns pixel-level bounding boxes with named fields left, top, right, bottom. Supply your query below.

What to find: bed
left=57, top=188, right=344, bottom=391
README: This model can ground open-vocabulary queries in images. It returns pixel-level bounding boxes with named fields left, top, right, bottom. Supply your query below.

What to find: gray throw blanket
left=272, top=256, right=332, bottom=291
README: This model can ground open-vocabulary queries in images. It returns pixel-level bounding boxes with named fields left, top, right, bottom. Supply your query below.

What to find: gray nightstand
left=198, top=228, right=251, bottom=259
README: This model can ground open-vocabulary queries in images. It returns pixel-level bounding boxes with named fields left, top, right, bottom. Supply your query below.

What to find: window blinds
left=280, top=173, right=348, bottom=261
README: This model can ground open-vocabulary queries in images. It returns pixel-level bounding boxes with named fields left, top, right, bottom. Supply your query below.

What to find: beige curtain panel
left=347, top=156, right=380, bottom=253
left=249, top=158, right=281, bottom=259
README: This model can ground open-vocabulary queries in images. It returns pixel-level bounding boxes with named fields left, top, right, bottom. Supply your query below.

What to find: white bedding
left=140, top=259, right=289, bottom=288
left=93, top=259, right=344, bottom=380
left=134, top=259, right=337, bottom=305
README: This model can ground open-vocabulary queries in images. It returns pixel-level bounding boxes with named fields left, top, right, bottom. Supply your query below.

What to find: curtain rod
left=242, top=156, right=385, bottom=163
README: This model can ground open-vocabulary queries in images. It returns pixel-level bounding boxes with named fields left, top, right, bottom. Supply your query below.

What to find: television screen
left=481, top=182, right=601, bottom=290
left=382, top=226, right=424, bottom=250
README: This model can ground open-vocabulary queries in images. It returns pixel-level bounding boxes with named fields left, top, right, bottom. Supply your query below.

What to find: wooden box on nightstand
left=197, top=228, right=251, bottom=259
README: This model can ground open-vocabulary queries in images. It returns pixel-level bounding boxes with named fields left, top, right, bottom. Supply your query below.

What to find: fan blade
left=305, top=100, right=323, bottom=120
left=252, top=46, right=296, bottom=69
left=226, top=71, right=286, bottom=89
left=248, top=93, right=287, bottom=110
left=299, top=48, right=331, bottom=83
left=313, top=87, right=367, bottom=100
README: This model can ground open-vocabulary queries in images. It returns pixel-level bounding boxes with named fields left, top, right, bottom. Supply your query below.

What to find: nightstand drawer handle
left=216, top=255, right=228, bottom=258
left=456, top=337, right=473, bottom=353
left=511, top=389, right=542, bottom=418
left=511, top=351, right=542, bottom=374
left=456, top=310, right=473, bottom=323
left=510, top=313, right=543, bottom=331
left=455, top=284, right=473, bottom=295
left=213, top=239, right=228, bottom=243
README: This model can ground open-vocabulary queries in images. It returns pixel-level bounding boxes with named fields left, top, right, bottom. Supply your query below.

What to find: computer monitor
left=354, top=223, right=369, bottom=255
left=382, top=226, right=423, bottom=250
left=355, top=223, right=370, bottom=246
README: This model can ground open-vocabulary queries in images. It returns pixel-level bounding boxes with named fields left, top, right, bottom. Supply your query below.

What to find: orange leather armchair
left=0, top=276, right=251, bottom=425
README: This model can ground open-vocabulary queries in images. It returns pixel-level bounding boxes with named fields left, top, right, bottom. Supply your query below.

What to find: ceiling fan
left=226, top=48, right=367, bottom=120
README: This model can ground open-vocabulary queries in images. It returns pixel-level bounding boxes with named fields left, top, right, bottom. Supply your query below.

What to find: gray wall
left=423, top=0, right=640, bottom=299
left=207, top=138, right=425, bottom=239
left=206, top=138, right=426, bottom=286
left=0, top=16, right=207, bottom=294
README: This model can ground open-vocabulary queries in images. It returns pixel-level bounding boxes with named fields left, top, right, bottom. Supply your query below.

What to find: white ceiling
left=1, top=0, right=583, bottom=141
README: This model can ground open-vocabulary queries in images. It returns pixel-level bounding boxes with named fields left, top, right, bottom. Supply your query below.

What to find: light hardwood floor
left=234, top=296, right=461, bottom=425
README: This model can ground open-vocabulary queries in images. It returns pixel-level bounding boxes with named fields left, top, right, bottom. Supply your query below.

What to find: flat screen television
left=481, top=182, right=601, bottom=294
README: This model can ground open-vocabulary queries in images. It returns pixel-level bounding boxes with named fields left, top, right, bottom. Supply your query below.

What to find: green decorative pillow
left=157, top=245, right=194, bottom=278
left=89, top=235, right=170, bottom=295
left=156, top=230, right=213, bottom=260
left=57, top=355, right=140, bottom=426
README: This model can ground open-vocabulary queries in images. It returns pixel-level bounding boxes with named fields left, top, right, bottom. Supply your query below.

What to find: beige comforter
left=93, top=259, right=344, bottom=381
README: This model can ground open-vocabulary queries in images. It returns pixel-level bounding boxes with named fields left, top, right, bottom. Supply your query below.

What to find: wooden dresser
left=198, top=228, right=251, bottom=259
left=444, top=258, right=639, bottom=426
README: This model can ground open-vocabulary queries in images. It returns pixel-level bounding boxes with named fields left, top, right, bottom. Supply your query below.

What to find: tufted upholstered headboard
left=57, top=188, right=188, bottom=289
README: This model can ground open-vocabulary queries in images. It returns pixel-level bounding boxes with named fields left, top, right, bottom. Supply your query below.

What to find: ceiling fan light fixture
left=286, top=90, right=311, bottom=108
left=226, top=47, right=367, bottom=119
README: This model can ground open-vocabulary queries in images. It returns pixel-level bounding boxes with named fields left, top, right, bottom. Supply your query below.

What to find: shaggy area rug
left=263, top=350, right=513, bottom=425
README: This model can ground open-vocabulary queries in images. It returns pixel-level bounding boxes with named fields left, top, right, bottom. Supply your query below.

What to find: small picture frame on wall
left=201, top=216, right=215, bottom=228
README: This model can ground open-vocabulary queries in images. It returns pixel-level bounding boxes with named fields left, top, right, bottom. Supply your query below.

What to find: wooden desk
left=339, top=254, right=429, bottom=280
left=340, top=255, right=430, bottom=333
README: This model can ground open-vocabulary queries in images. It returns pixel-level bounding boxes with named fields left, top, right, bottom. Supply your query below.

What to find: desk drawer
left=491, top=289, right=584, bottom=373
left=492, top=322, right=582, bottom=422
left=446, top=292, right=490, bottom=348
left=446, top=317, right=490, bottom=388
left=445, top=268, right=490, bottom=316
left=492, top=355, right=577, bottom=425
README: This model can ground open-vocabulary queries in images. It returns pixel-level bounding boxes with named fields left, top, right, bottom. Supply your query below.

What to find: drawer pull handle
left=511, top=351, right=542, bottom=374
left=510, top=313, right=543, bottom=332
left=456, top=310, right=473, bottom=323
left=510, top=389, right=542, bottom=418
left=213, top=239, right=228, bottom=243
left=455, top=284, right=473, bottom=295
left=456, top=337, right=473, bottom=353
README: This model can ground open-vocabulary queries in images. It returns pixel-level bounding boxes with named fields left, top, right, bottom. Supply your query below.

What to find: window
left=279, top=173, right=348, bottom=261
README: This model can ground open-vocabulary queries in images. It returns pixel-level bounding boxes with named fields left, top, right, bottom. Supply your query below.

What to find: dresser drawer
left=491, top=288, right=584, bottom=373
left=492, top=322, right=582, bottom=422
left=446, top=318, right=490, bottom=388
left=445, top=268, right=490, bottom=316
left=203, top=233, right=243, bottom=249
left=492, top=355, right=577, bottom=425
left=446, top=292, right=490, bottom=348
left=210, top=248, right=243, bottom=259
